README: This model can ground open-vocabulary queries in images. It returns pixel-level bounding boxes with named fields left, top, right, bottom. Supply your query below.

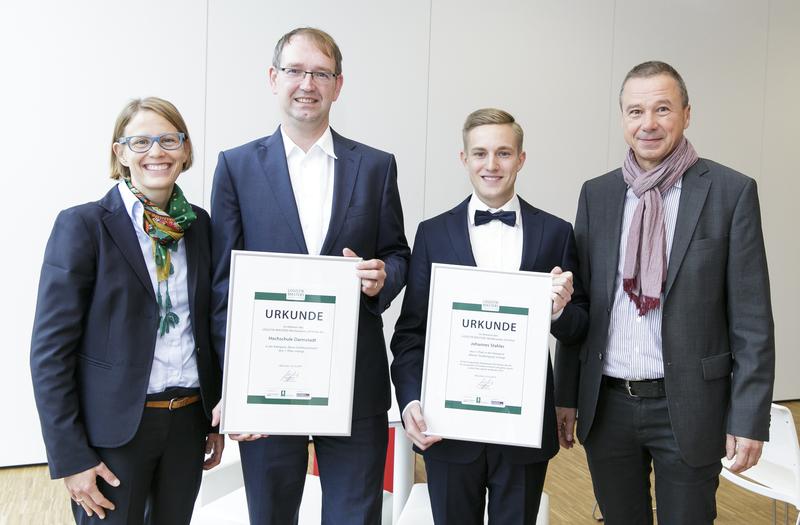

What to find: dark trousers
left=72, top=390, right=208, bottom=525
left=584, top=383, right=722, bottom=525
left=424, top=446, right=548, bottom=525
left=239, top=412, right=389, bottom=525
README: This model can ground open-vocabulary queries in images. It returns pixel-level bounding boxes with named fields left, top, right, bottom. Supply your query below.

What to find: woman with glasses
left=30, top=97, right=223, bottom=525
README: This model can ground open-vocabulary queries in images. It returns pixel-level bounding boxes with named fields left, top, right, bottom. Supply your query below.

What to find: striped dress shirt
left=602, top=178, right=682, bottom=380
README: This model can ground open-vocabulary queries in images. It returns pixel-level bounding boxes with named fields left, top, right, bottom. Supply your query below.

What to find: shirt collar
left=468, top=192, right=521, bottom=226
left=117, top=181, right=145, bottom=233
left=280, top=126, right=337, bottom=160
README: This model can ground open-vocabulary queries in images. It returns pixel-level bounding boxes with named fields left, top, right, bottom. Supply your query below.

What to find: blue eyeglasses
left=117, top=132, right=186, bottom=153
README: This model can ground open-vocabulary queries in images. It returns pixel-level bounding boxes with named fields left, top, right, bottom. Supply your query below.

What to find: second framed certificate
left=421, top=263, right=553, bottom=448
left=220, top=251, right=361, bottom=436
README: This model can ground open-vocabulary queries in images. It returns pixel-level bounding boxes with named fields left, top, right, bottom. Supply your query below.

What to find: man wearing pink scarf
left=555, top=61, right=774, bottom=524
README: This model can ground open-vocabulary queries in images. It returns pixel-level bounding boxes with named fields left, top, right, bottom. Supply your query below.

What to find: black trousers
left=72, top=389, right=208, bottom=525
left=584, top=383, right=721, bottom=525
left=424, top=446, right=548, bottom=525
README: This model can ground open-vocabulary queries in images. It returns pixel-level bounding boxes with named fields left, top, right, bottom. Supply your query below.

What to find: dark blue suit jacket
left=390, top=196, right=588, bottom=464
left=210, top=127, right=410, bottom=419
left=30, top=187, right=220, bottom=479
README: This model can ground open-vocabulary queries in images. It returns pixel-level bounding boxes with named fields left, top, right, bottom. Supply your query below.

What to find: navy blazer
left=390, top=196, right=588, bottom=464
left=30, top=186, right=221, bottom=479
left=210, top=127, right=410, bottom=419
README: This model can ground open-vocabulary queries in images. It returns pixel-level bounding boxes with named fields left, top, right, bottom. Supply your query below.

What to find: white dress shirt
left=282, top=127, right=336, bottom=256
left=118, top=183, right=199, bottom=394
left=467, top=193, right=523, bottom=271
left=603, top=179, right=682, bottom=380
left=468, top=192, right=562, bottom=323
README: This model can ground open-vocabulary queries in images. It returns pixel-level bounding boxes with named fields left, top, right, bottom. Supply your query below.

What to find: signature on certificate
left=476, top=378, right=494, bottom=390
left=281, top=370, right=299, bottom=383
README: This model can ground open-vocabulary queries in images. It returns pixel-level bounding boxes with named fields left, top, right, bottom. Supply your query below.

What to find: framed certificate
left=421, top=263, right=552, bottom=448
left=220, top=251, right=361, bottom=436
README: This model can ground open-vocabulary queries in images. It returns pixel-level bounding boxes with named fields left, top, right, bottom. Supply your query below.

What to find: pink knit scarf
left=622, top=137, right=698, bottom=315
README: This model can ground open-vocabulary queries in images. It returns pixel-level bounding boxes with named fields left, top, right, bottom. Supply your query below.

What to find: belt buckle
left=624, top=380, right=638, bottom=398
left=168, top=397, right=180, bottom=411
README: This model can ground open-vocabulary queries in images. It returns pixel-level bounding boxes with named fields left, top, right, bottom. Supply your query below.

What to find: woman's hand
left=64, top=462, right=119, bottom=519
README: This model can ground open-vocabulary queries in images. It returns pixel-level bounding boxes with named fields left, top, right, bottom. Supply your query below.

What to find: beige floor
left=2, top=402, right=798, bottom=524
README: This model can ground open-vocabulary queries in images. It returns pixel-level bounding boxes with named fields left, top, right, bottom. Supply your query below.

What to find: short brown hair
left=620, top=61, right=689, bottom=108
left=462, top=108, right=524, bottom=151
left=110, top=97, right=193, bottom=180
left=272, top=27, right=343, bottom=76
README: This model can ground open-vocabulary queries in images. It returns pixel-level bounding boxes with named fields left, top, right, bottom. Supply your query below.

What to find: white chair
left=721, top=403, right=800, bottom=525
left=397, top=483, right=550, bottom=525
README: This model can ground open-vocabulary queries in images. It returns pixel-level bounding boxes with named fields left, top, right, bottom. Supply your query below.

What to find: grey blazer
left=555, top=158, right=775, bottom=467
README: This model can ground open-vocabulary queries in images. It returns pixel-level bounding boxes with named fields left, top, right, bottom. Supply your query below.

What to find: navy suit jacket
left=390, top=196, right=588, bottom=464
left=30, top=187, right=220, bottom=479
left=210, top=127, right=410, bottom=419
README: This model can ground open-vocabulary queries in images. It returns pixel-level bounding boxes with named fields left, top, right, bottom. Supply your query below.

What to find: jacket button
left=598, top=353, right=603, bottom=360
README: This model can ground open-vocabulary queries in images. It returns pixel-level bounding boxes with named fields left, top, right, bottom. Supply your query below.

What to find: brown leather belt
left=145, top=395, right=201, bottom=410
left=603, top=376, right=666, bottom=398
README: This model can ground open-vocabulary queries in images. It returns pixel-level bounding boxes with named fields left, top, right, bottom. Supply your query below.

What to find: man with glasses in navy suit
left=210, top=27, right=410, bottom=525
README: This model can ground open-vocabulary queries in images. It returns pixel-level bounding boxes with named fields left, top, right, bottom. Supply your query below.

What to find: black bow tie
left=474, top=209, right=516, bottom=227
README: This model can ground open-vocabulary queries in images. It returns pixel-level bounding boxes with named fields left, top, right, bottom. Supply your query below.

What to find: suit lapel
left=445, top=198, right=477, bottom=266
left=184, top=212, right=200, bottom=324
left=101, top=188, right=155, bottom=300
left=320, top=130, right=360, bottom=255
left=257, top=128, right=308, bottom=253
left=518, top=199, right=543, bottom=271
left=665, top=160, right=711, bottom=297
left=602, top=172, right=628, bottom=306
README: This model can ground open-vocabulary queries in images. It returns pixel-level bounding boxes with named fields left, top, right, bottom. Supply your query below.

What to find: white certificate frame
left=220, top=251, right=361, bottom=436
left=421, top=263, right=553, bottom=448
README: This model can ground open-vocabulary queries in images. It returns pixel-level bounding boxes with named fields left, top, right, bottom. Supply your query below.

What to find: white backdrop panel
left=203, top=0, right=432, bottom=405
left=760, top=0, right=800, bottom=400
left=203, top=0, right=430, bottom=228
left=608, top=0, right=768, bottom=176
left=424, top=0, right=616, bottom=224
left=0, top=0, right=208, bottom=466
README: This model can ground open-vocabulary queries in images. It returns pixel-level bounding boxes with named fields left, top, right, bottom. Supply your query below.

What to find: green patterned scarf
left=125, top=179, right=196, bottom=336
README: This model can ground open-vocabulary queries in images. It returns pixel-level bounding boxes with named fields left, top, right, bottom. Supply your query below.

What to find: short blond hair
left=272, top=27, right=343, bottom=75
left=462, top=108, right=523, bottom=151
left=110, top=97, right=193, bottom=180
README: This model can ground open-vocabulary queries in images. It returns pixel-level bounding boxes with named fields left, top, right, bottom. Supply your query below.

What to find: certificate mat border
left=245, top=291, right=337, bottom=406
left=443, top=301, right=529, bottom=415
left=220, top=250, right=361, bottom=436
left=420, top=263, right=552, bottom=447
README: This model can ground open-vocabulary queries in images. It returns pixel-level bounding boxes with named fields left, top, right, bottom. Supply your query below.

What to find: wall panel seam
left=605, top=0, right=618, bottom=172
left=422, top=0, right=433, bottom=220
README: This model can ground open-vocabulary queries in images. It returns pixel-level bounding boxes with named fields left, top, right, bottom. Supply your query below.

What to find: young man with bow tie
left=391, top=108, right=588, bottom=524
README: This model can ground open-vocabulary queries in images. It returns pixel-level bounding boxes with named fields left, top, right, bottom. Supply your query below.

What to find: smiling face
left=112, top=110, right=187, bottom=207
left=461, top=124, right=526, bottom=209
left=268, top=34, right=343, bottom=137
left=620, top=74, right=691, bottom=170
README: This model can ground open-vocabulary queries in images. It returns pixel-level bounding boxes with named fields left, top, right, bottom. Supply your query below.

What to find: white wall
left=2, top=0, right=797, bottom=467
left=0, top=0, right=209, bottom=467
